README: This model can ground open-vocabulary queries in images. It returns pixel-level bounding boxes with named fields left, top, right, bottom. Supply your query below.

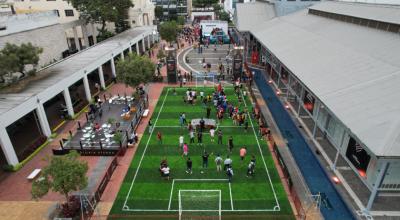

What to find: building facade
left=235, top=1, right=400, bottom=216
left=0, top=26, right=157, bottom=170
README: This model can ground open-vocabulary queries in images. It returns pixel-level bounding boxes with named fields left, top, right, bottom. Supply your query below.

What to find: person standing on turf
left=206, top=106, right=211, bottom=118
left=228, top=136, right=234, bottom=153
left=148, top=118, right=153, bottom=134
left=202, top=151, right=209, bottom=169
left=210, top=128, right=215, bottom=142
left=240, top=147, right=247, bottom=162
left=182, top=143, right=189, bottom=157
left=179, top=135, right=184, bottom=148
left=186, top=157, right=193, bottom=174
left=226, top=167, right=234, bottom=183
left=224, top=156, right=232, bottom=170
left=246, top=160, right=255, bottom=178
left=244, top=119, right=249, bottom=133
left=217, top=129, right=223, bottom=144
left=157, top=131, right=162, bottom=144
left=179, top=114, right=184, bottom=127
left=189, top=130, right=195, bottom=143
left=182, top=112, right=187, bottom=124
left=197, top=131, right=203, bottom=146
left=215, top=154, right=223, bottom=172
left=199, top=117, right=205, bottom=132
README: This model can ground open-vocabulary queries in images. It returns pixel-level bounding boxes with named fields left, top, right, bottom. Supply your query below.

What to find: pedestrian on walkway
left=148, top=118, right=153, bottom=134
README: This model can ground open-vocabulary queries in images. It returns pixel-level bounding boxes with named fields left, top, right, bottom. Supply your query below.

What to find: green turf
left=109, top=86, right=294, bottom=220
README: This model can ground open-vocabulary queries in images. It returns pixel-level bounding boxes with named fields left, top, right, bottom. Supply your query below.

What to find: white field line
left=168, top=179, right=175, bottom=210
left=154, top=125, right=239, bottom=128
left=122, top=88, right=170, bottom=210
left=229, top=182, right=234, bottom=210
left=241, top=91, right=281, bottom=209
left=123, top=209, right=279, bottom=212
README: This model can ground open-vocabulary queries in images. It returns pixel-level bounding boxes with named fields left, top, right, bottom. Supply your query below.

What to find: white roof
left=310, top=1, right=400, bottom=25
left=234, top=2, right=276, bottom=32
left=0, top=26, right=154, bottom=116
left=250, top=5, right=400, bottom=156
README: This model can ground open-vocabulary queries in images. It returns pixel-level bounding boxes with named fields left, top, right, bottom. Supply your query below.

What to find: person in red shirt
left=157, top=131, right=162, bottom=144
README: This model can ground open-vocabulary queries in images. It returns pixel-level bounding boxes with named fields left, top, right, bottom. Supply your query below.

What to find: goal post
left=195, top=73, right=216, bottom=88
left=179, top=190, right=221, bottom=220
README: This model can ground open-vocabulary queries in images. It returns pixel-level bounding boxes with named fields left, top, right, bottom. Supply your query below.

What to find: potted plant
left=107, top=117, right=116, bottom=125
left=113, top=132, right=123, bottom=143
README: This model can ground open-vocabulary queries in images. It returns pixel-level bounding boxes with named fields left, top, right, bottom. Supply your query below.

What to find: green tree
left=68, top=0, right=133, bottom=34
left=219, top=11, right=231, bottom=22
left=177, top=16, right=185, bottom=26
left=116, top=53, right=155, bottom=89
left=31, top=151, right=88, bottom=207
left=193, top=0, right=217, bottom=8
left=159, top=21, right=180, bottom=45
left=0, top=43, right=43, bottom=80
left=155, top=6, right=163, bottom=20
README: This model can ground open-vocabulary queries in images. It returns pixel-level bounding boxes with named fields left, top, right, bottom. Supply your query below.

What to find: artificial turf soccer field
left=109, top=86, right=294, bottom=219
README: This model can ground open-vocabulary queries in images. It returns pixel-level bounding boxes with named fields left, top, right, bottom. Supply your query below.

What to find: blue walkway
left=252, top=68, right=355, bottom=220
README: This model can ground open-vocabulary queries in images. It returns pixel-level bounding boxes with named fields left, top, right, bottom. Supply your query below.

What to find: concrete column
left=366, top=161, right=389, bottom=212
left=129, top=45, right=132, bottom=53
left=312, top=102, right=320, bottom=137
left=121, top=52, right=125, bottom=60
left=73, top=26, right=81, bottom=51
left=0, top=126, right=19, bottom=165
left=136, top=43, right=140, bottom=55
left=297, top=87, right=304, bottom=116
left=331, top=150, right=340, bottom=170
left=63, top=88, right=74, bottom=117
left=142, top=37, right=146, bottom=51
left=111, top=58, right=116, bottom=77
left=98, top=66, right=106, bottom=89
left=83, top=75, right=91, bottom=101
left=147, top=35, right=151, bottom=48
left=81, top=25, right=89, bottom=48
left=91, top=23, right=97, bottom=44
left=36, top=104, right=52, bottom=137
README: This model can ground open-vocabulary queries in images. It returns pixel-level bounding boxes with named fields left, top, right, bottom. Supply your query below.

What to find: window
left=65, top=9, right=74, bottom=17
left=54, top=9, right=59, bottom=17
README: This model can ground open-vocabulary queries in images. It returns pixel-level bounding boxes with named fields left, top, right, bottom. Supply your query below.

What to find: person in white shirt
left=200, top=91, right=204, bottom=100
left=224, top=156, right=232, bottom=171
left=210, top=128, right=215, bottom=142
left=179, top=135, right=184, bottom=148
left=161, top=166, right=170, bottom=180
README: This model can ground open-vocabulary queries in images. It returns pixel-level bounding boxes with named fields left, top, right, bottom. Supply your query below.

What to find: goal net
left=195, top=73, right=216, bottom=88
left=179, top=190, right=221, bottom=220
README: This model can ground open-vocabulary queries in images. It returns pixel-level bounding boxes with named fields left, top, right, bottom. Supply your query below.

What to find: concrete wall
left=0, top=23, right=69, bottom=68
left=129, top=0, right=155, bottom=27
left=274, top=0, right=319, bottom=16
left=12, top=0, right=80, bottom=23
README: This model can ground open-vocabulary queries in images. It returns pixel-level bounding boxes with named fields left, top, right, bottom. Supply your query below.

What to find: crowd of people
left=157, top=84, right=269, bottom=182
